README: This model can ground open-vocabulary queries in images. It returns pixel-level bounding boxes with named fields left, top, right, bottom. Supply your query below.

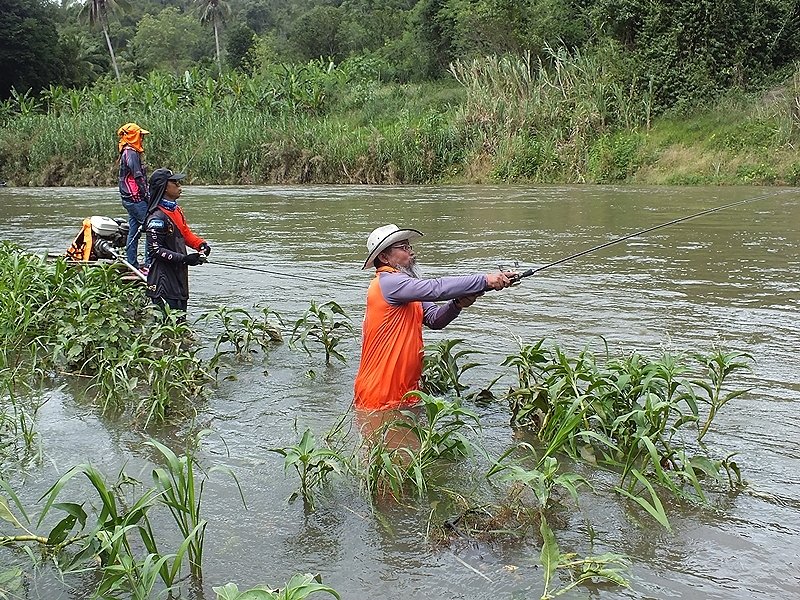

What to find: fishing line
left=515, top=189, right=791, bottom=280
left=207, top=259, right=345, bottom=286
left=206, top=189, right=789, bottom=289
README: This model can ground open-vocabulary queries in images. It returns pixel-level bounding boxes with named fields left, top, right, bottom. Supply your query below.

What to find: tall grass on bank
left=3, top=56, right=800, bottom=185
left=449, top=44, right=651, bottom=183
left=0, top=62, right=464, bottom=186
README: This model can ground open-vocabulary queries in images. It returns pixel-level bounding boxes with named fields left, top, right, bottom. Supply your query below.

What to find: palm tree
left=76, top=0, right=129, bottom=82
left=196, top=0, right=232, bottom=74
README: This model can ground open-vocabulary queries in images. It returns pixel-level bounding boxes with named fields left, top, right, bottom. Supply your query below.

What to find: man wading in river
left=353, top=224, right=516, bottom=411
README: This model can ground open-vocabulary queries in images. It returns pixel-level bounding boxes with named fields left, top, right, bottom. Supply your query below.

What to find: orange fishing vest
left=353, top=267, right=424, bottom=411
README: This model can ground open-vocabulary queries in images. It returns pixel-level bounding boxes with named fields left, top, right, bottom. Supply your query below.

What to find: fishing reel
left=498, top=261, right=523, bottom=284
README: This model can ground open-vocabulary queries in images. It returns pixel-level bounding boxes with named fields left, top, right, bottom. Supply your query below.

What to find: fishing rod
left=201, top=189, right=789, bottom=289
left=207, top=259, right=345, bottom=286
left=513, top=190, right=790, bottom=281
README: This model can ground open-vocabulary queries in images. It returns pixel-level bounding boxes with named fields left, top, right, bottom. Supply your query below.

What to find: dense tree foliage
left=588, top=0, right=800, bottom=110
left=129, top=7, right=212, bottom=74
left=2, top=0, right=800, bottom=114
left=1, top=0, right=72, bottom=96
left=225, top=22, right=257, bottom=71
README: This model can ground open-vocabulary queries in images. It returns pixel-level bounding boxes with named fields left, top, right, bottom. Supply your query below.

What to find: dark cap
left=153, top=168, right=185, bottom=181
left=148, top=168, right=187, bottom=213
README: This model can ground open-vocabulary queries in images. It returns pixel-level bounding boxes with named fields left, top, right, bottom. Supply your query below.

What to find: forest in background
left=3, top=0, right=800, bottom=185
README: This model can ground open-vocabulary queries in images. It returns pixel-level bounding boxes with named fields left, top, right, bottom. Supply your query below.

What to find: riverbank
left=632, top=92, right=800, bottom=186
left=1, top=60, right=798, bottom=187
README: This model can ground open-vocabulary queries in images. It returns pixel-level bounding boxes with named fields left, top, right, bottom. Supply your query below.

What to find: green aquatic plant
left=196, top=304, right=284, bottom=361
left=357, top=393, right=481, bottom=501
left=139, top=347, right=211, bottom=427
left=499, top=340, right=750, bottom=527
left=0, top=244, right=72, bottom=369
left=0, top=433, right=236, bottom=596
left=487, top=445, right=587, bottom=511
left=0, top=566, right=22, bottom=598
left=290, top=300, right=354, bottom=365
left=0, top=375, right=45, bottom=472
left=0, top=245, right=213, bottom=426
left=213, top=573, right=340, bottom=599
left=86, top=311, right=213, bottom=426
left=147, top=438, right=208, bottom=578
left=614, top=468, right=672, bottom=531
left=93, top=550, right=178, bottom=600
left=270, top=427, right=346, bottom=510
left=421, top=338, right=483, bottom=397
left=400, top=393, right=481, bottom=462
left=538, top=514, right=630, bottom=600
left=682, top=349, right=753, bottom=441
left=9, top=464, right=169, bottom=597
left=49, top=261, right=151, bottom=373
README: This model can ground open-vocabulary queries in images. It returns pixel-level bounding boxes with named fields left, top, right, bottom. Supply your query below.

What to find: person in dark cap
left=144, top=168, right=211, bottom=318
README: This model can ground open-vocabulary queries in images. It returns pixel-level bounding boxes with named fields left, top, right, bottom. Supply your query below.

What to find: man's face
left=164, top=179, right=182, bottom=200
left=380, top=239, right=420, bottom=277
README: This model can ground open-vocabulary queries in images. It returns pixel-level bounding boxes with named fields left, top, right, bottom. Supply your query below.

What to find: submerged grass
left=0, top=236, right=759, bottom=599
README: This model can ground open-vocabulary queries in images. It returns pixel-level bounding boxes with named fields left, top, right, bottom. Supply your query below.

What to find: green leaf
left=539, top=514, right=559, bottom=591
left=615, top=470, right=672, bottom=531
left=47, top=514, right=78, bottom=545
left=0, top=567, right=22, bottom=591
left=0, top=496, right=25, bottom=530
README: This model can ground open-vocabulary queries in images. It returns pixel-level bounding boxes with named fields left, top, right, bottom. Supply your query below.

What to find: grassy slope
left=633, top=92, right=800, bottom=186
left=1, top=81, right=798, bottom=187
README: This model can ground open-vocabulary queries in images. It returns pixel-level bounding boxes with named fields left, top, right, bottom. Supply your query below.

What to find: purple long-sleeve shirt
left=118, top=146, right=148, bottom=203
left=377, top=271, right=488, bottom=329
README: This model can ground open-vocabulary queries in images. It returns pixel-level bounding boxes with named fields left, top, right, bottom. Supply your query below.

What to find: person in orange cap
left=117, top=122, right=150, bottom=271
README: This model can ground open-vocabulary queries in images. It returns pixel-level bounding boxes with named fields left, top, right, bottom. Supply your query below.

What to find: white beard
left=397, top=258, right=422, bottom=279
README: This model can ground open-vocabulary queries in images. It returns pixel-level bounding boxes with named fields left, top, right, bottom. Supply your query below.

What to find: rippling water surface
left=1, top=184, right=798, bottom=599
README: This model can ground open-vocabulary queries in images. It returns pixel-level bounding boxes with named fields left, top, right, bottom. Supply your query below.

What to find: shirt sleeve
left=378, top=272, right=487, bottom=305
left=173, top=207, right=206, bottom=250
left=146, top=217, right=186, bottom=264
left=422, top=300, right=462, bottom=329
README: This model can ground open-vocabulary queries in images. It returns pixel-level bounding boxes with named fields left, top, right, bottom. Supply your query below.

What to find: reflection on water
left=355, top=408, right=422, bottom=453
left=0, top=184, right=799, bottom=599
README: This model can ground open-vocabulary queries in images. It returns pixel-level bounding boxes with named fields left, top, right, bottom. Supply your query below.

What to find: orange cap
left=117, top=122, right=149, bottom=153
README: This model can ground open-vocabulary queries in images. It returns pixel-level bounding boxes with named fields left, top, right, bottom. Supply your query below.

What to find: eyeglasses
left=390, top=243, right=413, bottom=252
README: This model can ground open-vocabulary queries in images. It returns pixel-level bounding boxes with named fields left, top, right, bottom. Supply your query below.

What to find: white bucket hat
left=362, top=224, right=423, bottom=269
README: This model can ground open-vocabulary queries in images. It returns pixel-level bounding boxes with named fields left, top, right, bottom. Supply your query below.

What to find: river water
left=0, top=184, right=798, bottom=599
